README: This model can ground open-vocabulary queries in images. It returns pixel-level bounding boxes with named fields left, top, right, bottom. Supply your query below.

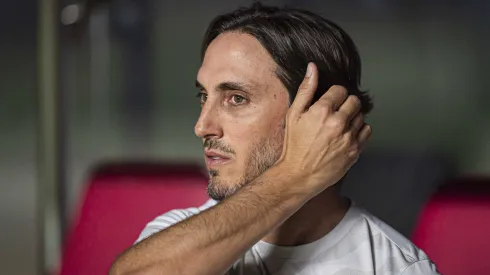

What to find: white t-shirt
left=136, top=199, right=440, bottom=275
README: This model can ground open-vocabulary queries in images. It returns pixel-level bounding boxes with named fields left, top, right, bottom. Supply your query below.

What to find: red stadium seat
left=59, top=162, right=209, bottom=275
left=411, top=177, right=490, bottom=275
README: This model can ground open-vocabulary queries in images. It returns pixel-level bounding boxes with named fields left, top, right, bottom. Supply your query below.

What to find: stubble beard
left=207, top=129, right=284, bottom=202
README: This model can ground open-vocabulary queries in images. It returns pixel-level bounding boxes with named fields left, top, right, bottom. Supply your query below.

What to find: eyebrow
left=195, top=80, right=256, bottom=93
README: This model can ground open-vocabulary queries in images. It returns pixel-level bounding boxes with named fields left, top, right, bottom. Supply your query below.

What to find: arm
left=110, top=63, right=371, bottom=275
left=111, top=162, right=311, bottom=275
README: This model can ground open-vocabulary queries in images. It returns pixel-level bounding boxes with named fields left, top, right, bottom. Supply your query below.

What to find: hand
left=277, top=62, right=371, bottom=197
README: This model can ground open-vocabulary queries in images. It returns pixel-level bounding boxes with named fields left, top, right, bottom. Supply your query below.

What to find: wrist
left=266, top=160, right=316, bottom=203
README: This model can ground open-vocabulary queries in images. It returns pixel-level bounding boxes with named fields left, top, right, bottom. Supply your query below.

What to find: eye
left=230, top=94, right=247, bottom=105
left=196, top=92, right=207, bottom=105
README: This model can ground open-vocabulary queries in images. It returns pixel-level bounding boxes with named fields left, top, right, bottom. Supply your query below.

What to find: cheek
left=226, top=115, right=285, bottom=161
left=227, top=122, right=261, bottom=157
left=269, top=121, right=286, bottom=154
left=221, top=96, right=288, bottom=158
left=222, top=105, right=269, bottom=141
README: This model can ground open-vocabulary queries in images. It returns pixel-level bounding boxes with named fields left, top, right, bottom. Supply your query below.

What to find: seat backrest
left=59, top=162, right=209, bottom=275
left=411, top=177, right=490, bottom=275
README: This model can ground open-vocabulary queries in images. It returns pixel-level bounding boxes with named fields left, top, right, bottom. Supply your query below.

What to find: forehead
left=197, top=32, right=279, bottom=89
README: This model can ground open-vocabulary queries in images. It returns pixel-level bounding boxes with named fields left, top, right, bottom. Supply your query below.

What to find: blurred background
left=1, top=0, right=489, bottom=274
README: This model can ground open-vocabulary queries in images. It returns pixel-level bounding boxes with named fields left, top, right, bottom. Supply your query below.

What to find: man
left=111, top=3, right=440, bottom=275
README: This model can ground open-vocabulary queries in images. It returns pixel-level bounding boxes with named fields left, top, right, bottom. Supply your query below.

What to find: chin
left=207, top=173, right=245, bottom=201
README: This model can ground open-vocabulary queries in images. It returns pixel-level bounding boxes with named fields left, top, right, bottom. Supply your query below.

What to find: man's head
left=195, top=3, right=373, bottom=201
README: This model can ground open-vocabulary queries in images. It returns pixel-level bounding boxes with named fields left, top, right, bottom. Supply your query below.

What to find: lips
left=204, top=150, right=232, bottom=167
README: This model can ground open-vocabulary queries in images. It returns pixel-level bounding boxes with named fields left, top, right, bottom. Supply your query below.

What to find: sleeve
left=134, top=209, right=194, bottom=244
left=401, top=259, right=442, bottom=275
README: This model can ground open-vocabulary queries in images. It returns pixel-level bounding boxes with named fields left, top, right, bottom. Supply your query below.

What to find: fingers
left=290, top=62, right=318, bottom=116
left=357, top=124, right=372, bottom=144
left=338, top=95, right=361, bottom=122
left=350, top=113, right=364, bottom=135
left=316, top=85, right=348, bottom=111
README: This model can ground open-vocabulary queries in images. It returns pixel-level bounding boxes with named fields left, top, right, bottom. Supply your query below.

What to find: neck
left=262, top=188, right=349, bottom=246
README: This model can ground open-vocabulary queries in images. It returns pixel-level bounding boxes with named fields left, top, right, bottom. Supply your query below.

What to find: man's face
left=195, top=32, right=290, bottom=201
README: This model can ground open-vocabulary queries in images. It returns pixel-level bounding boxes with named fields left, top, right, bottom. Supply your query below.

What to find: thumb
left=290, top=62, right=318, bottom=115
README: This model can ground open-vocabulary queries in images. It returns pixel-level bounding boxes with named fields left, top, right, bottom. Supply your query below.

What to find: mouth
left=204, top=150, right=232, bottom=167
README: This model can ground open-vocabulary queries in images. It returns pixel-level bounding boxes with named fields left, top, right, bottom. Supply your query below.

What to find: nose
left=194, top=104, right=223, bottom=140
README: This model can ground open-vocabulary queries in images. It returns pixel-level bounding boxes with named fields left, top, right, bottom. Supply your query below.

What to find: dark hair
left=201, top=2, right=373, bottom=114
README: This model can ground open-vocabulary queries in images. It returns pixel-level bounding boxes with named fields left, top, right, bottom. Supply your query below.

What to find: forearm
left=110, top=163, right=311, bottom=275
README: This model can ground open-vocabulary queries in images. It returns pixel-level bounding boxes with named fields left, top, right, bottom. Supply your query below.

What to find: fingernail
left=305, top=63, right=313, bottom=77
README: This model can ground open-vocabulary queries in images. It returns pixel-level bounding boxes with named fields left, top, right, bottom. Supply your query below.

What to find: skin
left=197, top=32, right=351, bottom=245
left=110, top=32, right=371, bottom=275
left=195, top=32, right=289, bottom=201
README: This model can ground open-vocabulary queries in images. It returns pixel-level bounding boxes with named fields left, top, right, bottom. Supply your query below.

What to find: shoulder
left=353, top=206, right=439, bottom=273
left=134, top=199, right=217, bottom=244
left=400, top=259, right=441, bottom=275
